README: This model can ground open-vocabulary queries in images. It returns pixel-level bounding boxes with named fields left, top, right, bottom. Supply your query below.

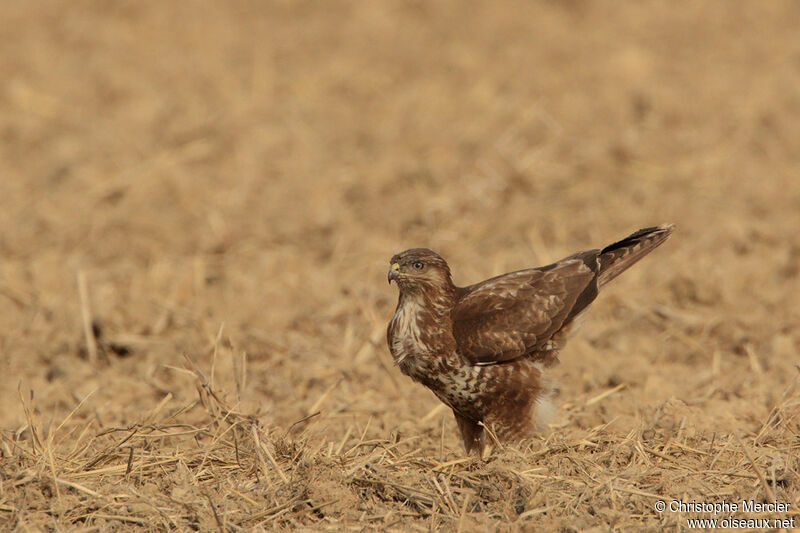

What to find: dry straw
left=2, top=356, right=798, bottom=530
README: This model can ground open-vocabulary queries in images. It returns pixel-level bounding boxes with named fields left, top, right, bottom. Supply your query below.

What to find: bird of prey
left=386, top=224, right=674, bottom=455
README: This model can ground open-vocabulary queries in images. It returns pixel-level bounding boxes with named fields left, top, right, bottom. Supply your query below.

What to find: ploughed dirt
left=1, top=1, right=799, bottom=530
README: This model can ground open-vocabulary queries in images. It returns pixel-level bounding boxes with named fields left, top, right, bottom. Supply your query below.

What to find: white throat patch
left=390, top=295, right=426, bottom=364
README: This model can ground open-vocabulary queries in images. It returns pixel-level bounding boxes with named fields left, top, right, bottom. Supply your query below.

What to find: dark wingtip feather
left=601, top=224, right=674, bottom=255
left=597, top=224, right=675, bottom=286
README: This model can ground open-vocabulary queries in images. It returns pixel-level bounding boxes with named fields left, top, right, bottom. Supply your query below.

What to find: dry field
left=2, top=1, right=800, bottom=531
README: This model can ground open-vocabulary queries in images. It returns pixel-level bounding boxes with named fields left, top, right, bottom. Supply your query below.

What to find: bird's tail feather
left=597, top=224, right=674, bottom=287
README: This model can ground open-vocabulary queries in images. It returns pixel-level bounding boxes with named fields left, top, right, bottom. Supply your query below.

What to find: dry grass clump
left=3, top=348, right=798, bottom=530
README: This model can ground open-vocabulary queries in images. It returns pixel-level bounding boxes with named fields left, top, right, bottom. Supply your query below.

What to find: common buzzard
left=387, top=225, right=674, bottom=455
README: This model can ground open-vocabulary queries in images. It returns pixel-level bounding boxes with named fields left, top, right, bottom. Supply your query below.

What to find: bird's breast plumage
left=387, top=296, right=427, bottom=366
left=387, top=293, right=458, bottom=379
left=387, top=286, right=556, bottom=442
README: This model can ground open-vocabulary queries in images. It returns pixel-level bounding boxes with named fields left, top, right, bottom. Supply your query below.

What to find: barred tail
left=597, top=224, right=675, bottom=287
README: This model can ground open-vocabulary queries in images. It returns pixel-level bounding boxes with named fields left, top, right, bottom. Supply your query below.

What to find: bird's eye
left=412, top=261, right=424, bottom=270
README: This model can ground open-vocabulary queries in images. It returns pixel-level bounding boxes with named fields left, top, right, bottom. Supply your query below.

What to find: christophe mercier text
left=670, top=500, right=791, bottom=514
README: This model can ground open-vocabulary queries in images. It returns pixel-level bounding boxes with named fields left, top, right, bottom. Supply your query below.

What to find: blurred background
left=1, top=1, right=799, bottom=528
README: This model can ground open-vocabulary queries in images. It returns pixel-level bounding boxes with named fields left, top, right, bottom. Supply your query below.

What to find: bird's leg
left=453, top=411, right=485, bottom=456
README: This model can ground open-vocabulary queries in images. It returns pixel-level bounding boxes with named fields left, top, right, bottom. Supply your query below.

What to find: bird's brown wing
left=451, top=253, right=600, bottom=365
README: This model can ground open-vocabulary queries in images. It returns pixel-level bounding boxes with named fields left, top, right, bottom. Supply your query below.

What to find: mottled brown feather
left=451, top=259, right=597, bottom=365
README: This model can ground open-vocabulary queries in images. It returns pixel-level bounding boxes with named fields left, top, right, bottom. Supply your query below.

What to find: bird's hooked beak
left=388, top=262, right=400, bottom=284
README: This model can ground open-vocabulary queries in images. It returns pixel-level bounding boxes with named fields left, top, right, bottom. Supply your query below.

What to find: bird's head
left=388, top=248, right=453, bottom=293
